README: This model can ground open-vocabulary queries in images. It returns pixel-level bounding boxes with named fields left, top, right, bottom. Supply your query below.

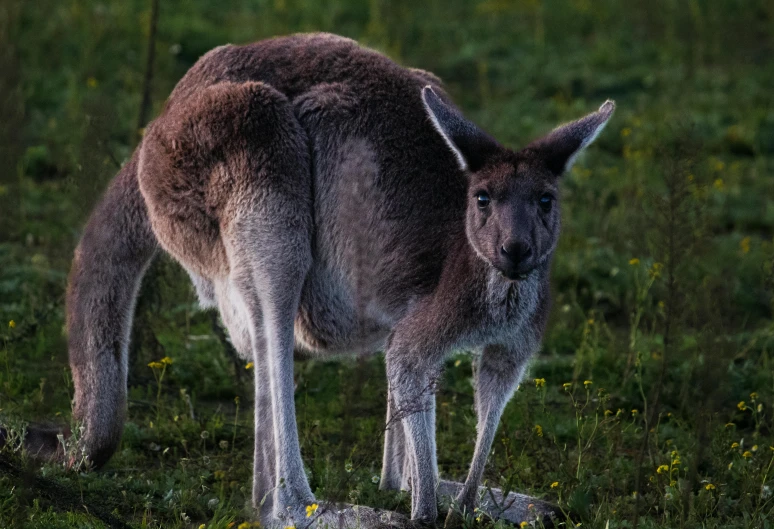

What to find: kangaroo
left=11, top=33, right=614, bottom=527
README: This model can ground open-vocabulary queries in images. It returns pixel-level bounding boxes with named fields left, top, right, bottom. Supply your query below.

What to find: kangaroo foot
left=439, top=479, right=562, bottom=528
left=266, top=501, right=409, bottom=529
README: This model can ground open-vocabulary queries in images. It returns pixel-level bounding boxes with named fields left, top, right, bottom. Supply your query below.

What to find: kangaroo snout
left=499, top=239, right=534, bottom=279
left=500, top=239, right=532, bottom=262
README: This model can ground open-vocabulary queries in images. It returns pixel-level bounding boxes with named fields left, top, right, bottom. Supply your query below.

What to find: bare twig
left=135, top=0, right=160, bottom=143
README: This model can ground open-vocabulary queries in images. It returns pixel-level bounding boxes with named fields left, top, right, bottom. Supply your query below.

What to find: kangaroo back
left=30, top=151, right=158, bottom=466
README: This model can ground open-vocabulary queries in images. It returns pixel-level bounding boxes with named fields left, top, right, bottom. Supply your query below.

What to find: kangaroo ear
left=421, top=86, right=500, bottom=172
left=528, top=100, right=615, bottom=176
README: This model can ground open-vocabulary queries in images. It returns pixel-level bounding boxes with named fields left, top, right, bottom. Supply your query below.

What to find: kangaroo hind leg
left=144, top=78, right=403, bottom=527
left=141, top=79, right=314, bottom=523
left=218, top=83, right=404, bottom=528
left=209, top=81, right=316, bottom=525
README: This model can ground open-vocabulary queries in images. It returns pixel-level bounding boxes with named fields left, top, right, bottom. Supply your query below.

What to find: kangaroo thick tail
left=26, top=150, right=158, bottom=467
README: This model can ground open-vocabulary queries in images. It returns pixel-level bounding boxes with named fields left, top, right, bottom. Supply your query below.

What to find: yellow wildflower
left=740, top=237, right=751, bottom=254
left=750, top=392, right=758, bottom=400
left=583, top=380, right=593, bottom=388
left=725, top=422, right=735, bottom=428
left=629, top=258, right=640, bottom=266
left=306, top=503, right=319, bottom=518
left=238, top=524, right=251, bottom=529
left=752, top=445, right=758, bottom=452
left=705, top=483, right=715, bottom=491
left=214, top=470, right=226, bottom=480
left=148, top=357, right=172, bottom=369
left=562, top=382, right=572, bottom=390
left=534, top=424, right=543, bottom=437
left=631, top=409, right=639, bottom=416
left=550, top=481, right=559, bottom=489
left=742, top=451, right=752, bottom=458
left=649, top=262, right=663, bottom=279
left=738, top=401, right=746, bottom=411
left=672, top=457, right=681, bottom=466
left=731, top=442, right=739, bottom=449
left=8, top=320, right=15, bottom=328
left=656, top=465, right=669, bottom=474
left=604, top=409, right=612, bottom=417
left=534, top=378, right=546, bottom=388
left=713, top=178, right=725, bottom=191
left=245, top=362, right=255, bottom=370
left=199, top=525, right=206, bottom=529
left=520, top=522, right=528, bottom=528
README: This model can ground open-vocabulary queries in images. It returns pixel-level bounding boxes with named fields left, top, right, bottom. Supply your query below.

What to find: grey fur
left=19, top=33, right=614, bottom=527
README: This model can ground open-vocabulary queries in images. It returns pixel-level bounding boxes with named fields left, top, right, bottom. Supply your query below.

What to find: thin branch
left=135, top=0, right=160, bottom=143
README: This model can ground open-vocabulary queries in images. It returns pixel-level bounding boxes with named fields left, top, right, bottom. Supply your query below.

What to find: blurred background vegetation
left=1, top=0, right=773, bottom=528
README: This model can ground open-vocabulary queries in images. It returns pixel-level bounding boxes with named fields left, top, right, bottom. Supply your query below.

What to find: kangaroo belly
left=291, top=121, right=397, bottom=355
left=295, top=264, right=392, bottom=356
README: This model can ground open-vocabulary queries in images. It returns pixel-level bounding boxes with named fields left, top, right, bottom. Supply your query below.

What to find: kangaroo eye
left=539, top=193, right=553, bottom=212
left=475, top=191, right=491, bottom=209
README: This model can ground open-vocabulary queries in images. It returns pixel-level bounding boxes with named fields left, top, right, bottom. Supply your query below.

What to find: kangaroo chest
left=451, top=269, right=542, bottom=351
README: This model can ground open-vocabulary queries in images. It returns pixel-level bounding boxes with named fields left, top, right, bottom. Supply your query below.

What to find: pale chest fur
left=454, top=269, right=542, bottom=351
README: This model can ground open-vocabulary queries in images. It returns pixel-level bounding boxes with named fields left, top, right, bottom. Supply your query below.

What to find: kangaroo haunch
left=23, top=33, right=615, bottom=528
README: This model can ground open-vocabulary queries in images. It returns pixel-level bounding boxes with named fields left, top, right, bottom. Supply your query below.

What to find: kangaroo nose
left=501, top=240, right=532, bottom=263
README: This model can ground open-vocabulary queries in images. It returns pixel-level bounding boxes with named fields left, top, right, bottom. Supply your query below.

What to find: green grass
left=1, top=0, right=773, bottom=527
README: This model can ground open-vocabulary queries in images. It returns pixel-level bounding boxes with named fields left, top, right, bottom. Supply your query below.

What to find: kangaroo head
left=422, top=87, right=614, bottom=281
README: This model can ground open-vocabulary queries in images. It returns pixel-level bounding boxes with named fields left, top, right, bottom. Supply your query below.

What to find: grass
left=1, top=0, right=773, bottom=527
